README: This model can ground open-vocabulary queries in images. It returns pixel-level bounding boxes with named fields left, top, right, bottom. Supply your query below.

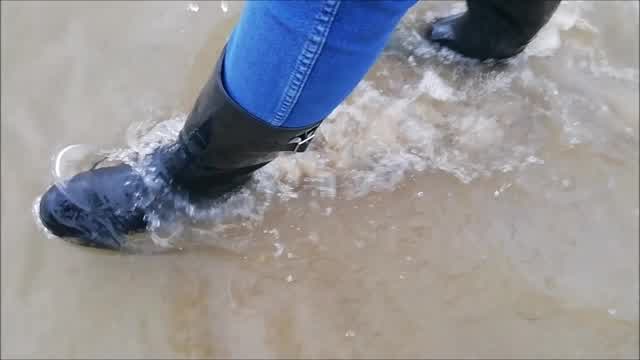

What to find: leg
left=425, top=0, right=561, bottom=60
left=223, top=0, right=417, bottom=128
left=38, top=0, right=416, bottom=249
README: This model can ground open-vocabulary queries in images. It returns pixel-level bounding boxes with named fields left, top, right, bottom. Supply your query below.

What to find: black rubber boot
left=39, top=49, right=321, bottom=250
left=425, top=0, right=561, bottom=60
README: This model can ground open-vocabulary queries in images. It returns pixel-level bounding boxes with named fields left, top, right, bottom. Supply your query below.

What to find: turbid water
left=1, top=1, right=638, bottom=358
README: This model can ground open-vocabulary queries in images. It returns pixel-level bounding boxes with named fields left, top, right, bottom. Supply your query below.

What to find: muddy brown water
left=1, top=1, right=638, bottom=358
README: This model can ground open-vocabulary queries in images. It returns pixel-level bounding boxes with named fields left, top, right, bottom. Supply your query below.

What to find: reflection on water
left=2, top=0, right=638, bottom=358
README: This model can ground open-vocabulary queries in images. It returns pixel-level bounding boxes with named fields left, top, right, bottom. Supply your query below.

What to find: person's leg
left=38, top=0, right=417, bottom=250
left=425, top=0, right=561, bottom=60
left=224, top=0, right=417, bottom=128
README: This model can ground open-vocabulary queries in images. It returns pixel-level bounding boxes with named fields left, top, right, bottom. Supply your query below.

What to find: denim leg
left=223, top=0, right=417, bottom=128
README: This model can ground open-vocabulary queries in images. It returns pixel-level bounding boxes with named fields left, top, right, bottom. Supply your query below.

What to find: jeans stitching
left=271, top=0, right=341, bottom=126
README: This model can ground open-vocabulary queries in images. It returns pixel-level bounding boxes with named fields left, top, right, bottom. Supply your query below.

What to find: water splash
left=40, top=1, right=638, bottom=267
left=187, top=2, right=199, bottom=13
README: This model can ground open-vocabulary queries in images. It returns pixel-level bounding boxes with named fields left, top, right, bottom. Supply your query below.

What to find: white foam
left=187, top=2, right=199, bottom=13
left=419, top=70, right=458, bottom=101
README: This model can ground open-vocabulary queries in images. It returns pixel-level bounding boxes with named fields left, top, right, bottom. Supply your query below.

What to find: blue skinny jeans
left=223, top=0, right=417, bottom=128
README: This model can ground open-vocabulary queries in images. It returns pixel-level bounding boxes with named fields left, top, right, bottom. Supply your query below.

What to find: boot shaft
left=427, top=0, right=561, bottom=60
left=173, top=49, right=321, bottom=186
left=467, top=0, right=560, bottom=40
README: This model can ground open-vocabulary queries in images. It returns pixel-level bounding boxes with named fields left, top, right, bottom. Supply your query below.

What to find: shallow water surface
left=1, top=1, right=638, bottom=358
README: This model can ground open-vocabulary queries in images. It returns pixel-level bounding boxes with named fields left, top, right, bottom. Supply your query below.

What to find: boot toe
left=426, top=18, right=456, bottom=42
left=38, top=181, right=124, bottom=250
left=40, top=185, right=80, bottom=238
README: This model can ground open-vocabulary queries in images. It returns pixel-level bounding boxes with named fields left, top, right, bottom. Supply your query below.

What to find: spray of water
left=43, top=1, right=637, bottom=258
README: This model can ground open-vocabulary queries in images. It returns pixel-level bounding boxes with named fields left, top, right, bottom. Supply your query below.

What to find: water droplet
left=324, top=207, right=333, bottom=216
left=608, top=308, right=617, bottom=316
left=399, top=274, right=406, bottom=280
left=416, top=191, right=424, bottom=197
left=286, top=274, right=294, bottom=283
left=494, top=190, right=501, bottom=197
left=561, top=179, right=571, bottom=188
left=187, top=3, right=200, bottom=12
left=286, top=252, right=295, bottom=259
left=526, top=155, right=544, bottom=164
left=220, top=1, right=228, bottom=13
left=273, top=242, right=284, bottom=257
left=345, top=330, right=356, bottom=337
left=265, top=228, right=280, bottom=239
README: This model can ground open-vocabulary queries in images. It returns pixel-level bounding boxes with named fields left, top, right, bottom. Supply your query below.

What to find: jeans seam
left=271, top=0, right=341, bottom=126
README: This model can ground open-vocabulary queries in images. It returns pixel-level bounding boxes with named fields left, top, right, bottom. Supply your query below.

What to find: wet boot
left=38, top=49, right=320, bottom=250
left=425, top=0, right=561, bottom=60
